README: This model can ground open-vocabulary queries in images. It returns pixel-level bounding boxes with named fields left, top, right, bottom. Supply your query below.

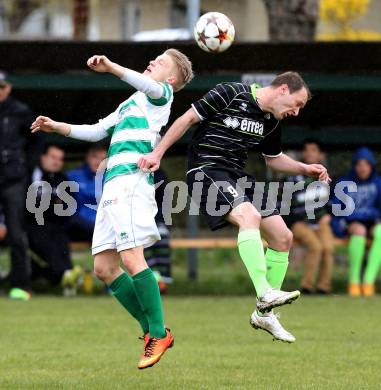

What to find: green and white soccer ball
left=194, top=12, right=235, bottom=53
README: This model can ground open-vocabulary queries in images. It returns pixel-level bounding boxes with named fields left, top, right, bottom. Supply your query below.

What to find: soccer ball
left=194, top=12, right=235, bottom=53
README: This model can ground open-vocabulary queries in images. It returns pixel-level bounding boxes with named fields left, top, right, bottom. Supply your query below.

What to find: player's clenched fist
left=30, top=115, right=57, bottom=133
left=138, top=152, right=161, bottom=172
left=87, top=55, right=113, bottom=73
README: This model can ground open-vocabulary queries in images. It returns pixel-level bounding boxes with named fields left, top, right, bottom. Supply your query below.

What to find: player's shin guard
left=237, top=229, right=271, bottom=297
left=265, top=248, right=289, bottom=290
left=132, top=268, right=166, bottom=339
left=109, top=272, right=149, bottom=334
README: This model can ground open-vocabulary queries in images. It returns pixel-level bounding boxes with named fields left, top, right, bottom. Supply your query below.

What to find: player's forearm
left=265, top=154, right=308, bottom=175
left=154, top=115, right=194, bottom=158
left=52, top=122, right=71, bottom=136
left=117, top=67, right=163, bottom=98
left=106, top=61, right=128, bottom=79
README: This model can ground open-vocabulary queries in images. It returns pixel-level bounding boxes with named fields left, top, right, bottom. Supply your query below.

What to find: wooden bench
left=70, top=241, right=92, bottom=251
left=69, top=238, right=237, bottom=251
left=70, top=237, right=349, bottom=251
left=170, top=238, right=237, bottom=249
left=170, top=238, right=348, bottom=249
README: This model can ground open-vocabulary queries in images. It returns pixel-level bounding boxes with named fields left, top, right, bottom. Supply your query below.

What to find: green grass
left=1, top=295, right=381, bottom=389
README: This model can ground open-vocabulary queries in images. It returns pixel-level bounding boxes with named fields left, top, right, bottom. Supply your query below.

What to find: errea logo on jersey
left=240, top=102, right=248, bottom=112
left=241, top=119, right=264, bottom=135
left=223, top=117, right=240, bottom=129
left=223, top=116, right=264, bottom=135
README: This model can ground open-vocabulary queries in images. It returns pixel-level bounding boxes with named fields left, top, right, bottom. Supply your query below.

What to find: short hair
left=303, top=138, right=323, bottom=151
left=42, top=143, right=64, bottom=155
left=270, top=71, right=311, bottom=100
left=165, top=48, right=194, bottom=92
left=87, top=143, right=107, bottom=154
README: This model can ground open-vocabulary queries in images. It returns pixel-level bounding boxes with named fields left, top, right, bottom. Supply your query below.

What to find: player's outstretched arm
left=31, top=116, right=70, bottom=136
left=31, top=111, right=115, bottom=142
left=138, top=108, right=200, bottom=171
left=87, top=55, right=163, bottom=99
left=264, top=153, right=331, bottom=183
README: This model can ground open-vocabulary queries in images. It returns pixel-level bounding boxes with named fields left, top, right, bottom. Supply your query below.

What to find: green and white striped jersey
left=71, top=81, right=173, bottom=184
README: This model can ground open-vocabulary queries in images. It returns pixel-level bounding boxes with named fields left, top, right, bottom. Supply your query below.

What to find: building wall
left=89, top=0, right=381, bottom=42
left=139, top=0, right=171, bottom=31
left=200, top=0, right=268, bottom=41
left=116, top=0, right=269, bottom=41
left=3, top=0, right=381, bottom=41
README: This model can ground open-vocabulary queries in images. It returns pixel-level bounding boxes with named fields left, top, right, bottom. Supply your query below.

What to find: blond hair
left=165, top=48, right=194, bottom=92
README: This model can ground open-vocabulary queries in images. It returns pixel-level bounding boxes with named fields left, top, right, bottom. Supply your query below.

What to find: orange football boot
left=158, top=280, right=168, bottom=294
left=139, top=333, right=150, bottom=349
left=138, top=328, right=174, bottom=369
left=348, top=283, right=361, bottom=297
left=362, top=283, right=375, bottom=297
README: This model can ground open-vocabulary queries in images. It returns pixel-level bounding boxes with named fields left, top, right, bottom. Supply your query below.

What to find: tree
left=319, top=0, right=381, bottom=41
left=263, top=0, right=319, bottom=42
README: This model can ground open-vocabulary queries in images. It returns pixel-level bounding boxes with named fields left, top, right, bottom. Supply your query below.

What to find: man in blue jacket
left=331, top=147, right=381, bottom=296
left=66, top=144, right=107, bottom=241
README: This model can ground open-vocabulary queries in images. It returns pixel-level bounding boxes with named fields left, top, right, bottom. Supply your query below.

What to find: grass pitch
left=1, top=295, right=381, bottom=389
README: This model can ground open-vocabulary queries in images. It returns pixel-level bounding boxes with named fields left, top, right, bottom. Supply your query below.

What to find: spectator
left=27, top=144, right=81, bottom=293
left=66, top=144, right=107, bottom=241
left=0, top=205, right=8, bottom=282
left=284, top=139, right=333, bottom=294
left=332, top=147, right=381, bottom=297
left=0, top=71, right=41, bottom=301
left=0, top=205, right=7, bottom=242
left=144, top=168, right=172, bottom=293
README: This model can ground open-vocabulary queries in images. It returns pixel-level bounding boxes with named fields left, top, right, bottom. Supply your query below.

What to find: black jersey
left=189, top=82, right=282, bottom=170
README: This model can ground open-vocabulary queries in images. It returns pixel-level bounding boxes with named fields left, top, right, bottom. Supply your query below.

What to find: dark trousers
left=0, top=179, right=30, bottom=289
left=68, top=215, right=94, bottom=242
left=28, top=223, right=72, bottom=285
left=145, top=222, right=172, bottom=280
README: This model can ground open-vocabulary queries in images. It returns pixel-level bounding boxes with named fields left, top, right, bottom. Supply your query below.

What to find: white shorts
left=91, top=173, right=160, bottom=255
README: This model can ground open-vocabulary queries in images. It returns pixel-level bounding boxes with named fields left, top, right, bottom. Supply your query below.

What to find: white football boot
left=250, top=310, right=296, bottom=343
left=256, top=288, right=300, bottom=313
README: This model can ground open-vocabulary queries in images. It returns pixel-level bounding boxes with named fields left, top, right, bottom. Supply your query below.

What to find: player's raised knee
left=228, top=202, right=261, bottom=229
left=272, top=228, right=293, bottom=252
left=93, top=262, right=117, bottom=283
left=281, top=228, right=293, bottom=251
left=93, top=264, right=108, bottom=282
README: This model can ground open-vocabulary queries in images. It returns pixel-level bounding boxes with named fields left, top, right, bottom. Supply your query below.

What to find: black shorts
left=186, top=165, right=279, bottom=231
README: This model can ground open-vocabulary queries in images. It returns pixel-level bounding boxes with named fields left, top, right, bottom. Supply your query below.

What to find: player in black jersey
left=139, top=72, right=330, bottom=343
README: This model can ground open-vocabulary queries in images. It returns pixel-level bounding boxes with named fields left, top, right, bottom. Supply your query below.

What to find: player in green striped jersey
left=31, top=50, right=193, bottom=369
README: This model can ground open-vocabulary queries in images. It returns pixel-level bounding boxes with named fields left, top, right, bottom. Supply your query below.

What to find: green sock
left=109, top=273, right=149, bottom=335
left=237, top=229, right=271, bottom=297
left=265, top=248, right=289, bottom=289
left=348, top=235, right=366, bottom=284
left=132, top=268, right=166, bottom=339
left=364, top=225, right=381, bottom=284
